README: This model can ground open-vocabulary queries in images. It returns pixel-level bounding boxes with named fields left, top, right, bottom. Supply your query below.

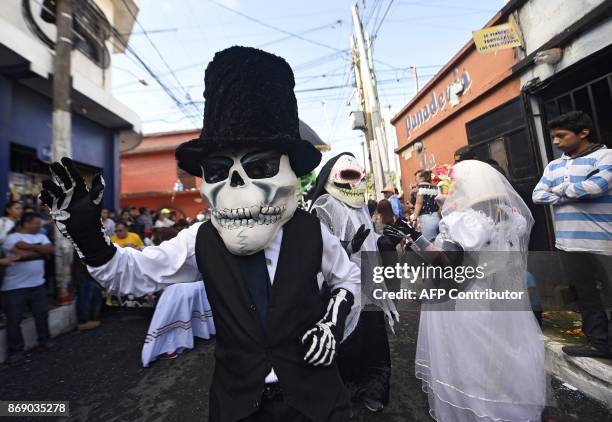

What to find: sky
left=111, top=0, right=505, bottom=167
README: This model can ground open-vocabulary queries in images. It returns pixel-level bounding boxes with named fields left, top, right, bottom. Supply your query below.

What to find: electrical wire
left=119, top=0, right=201, bottom=125
left=258, top=20, right=343, bottom=49
left=371, top=0, right=396, bottom=43
left=207, top=0, right=349, bottom=55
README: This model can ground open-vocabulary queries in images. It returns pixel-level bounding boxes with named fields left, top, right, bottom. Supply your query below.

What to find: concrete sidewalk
left=0, top=302, right=77, bottom=363
left=545, top=336, right=612, bottom=409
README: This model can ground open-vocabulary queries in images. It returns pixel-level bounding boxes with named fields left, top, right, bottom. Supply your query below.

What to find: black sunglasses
left=202, top=150, right=282, bottom=184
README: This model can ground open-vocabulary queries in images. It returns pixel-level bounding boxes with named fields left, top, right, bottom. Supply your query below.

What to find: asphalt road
left=1, top=307, right=610, bottom=421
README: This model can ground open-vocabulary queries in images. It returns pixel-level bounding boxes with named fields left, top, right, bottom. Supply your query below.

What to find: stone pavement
left=1, top=307, right=611, bottom=421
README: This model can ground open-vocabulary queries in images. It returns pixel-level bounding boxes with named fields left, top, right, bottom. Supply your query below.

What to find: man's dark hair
left=3, top=200, right=21, bottom=216
left=415, top=169, right=432, bottom=183
left=454, top=145, right=476, bottom=162
left=115, top=221, right=128, bottom=230
left=19, top=211, right=40, bottom=227
left=139, top=207, right=148, bottom=214
left=548, top=111, right=594, bottom=135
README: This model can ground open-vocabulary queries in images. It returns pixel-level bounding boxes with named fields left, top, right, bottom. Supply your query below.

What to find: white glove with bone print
left=301, top=288, right=354, bottom=366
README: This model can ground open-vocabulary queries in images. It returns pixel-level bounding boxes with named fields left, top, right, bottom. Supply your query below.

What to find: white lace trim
left=419, top=186, right=440, bottom=196
left=415, top=360, right=543, bottom=422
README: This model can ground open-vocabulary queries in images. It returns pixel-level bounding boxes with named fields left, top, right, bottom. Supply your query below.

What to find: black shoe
left=363, top=398, right=384, bottom=413
left=562, top=343, right=612, bottom=359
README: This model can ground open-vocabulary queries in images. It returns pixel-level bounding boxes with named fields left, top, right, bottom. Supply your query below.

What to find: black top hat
left=176, top=46, right=321, bottom=177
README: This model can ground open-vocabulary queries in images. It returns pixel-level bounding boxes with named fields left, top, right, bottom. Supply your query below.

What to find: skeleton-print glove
left=39, top=157, right=116, bottom=266
left=341, top=224, right=371, bottom=256
left=301, top=288, right=354, bottom=366
left=385, top=220, right=422, bottom=242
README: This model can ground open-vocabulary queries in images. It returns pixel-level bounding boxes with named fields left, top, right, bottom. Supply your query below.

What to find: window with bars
left=542, top=73, right=612, bottom=159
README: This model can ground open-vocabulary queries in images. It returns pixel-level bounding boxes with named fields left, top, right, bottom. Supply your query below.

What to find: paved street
left=1, top=307, right=611, bottom=422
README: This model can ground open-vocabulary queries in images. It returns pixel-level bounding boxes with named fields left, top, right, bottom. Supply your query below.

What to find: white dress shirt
left=88, top=221, right=361, bottom=383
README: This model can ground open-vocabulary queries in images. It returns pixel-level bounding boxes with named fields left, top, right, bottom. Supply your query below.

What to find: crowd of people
left=0, top=202, right=210, bottom=364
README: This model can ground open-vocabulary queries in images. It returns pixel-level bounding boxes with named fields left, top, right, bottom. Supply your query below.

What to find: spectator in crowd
left=532, top=111, right=612, bottom=359
left=137, top=207, right=153, bottom=230
left=381, top=184, right=404, bottom=220
left=372, top=198, right=396, bottom=235
left=367, top=199, right=378, bottom=217
left=410, top=169, right=440, bottom=241
left=38, top=203, right=54, bottom=238
left=120, top=209, right=140, bottom=237
left=0, top=201, right=23, bottom=245
left=120, top=209, right=134, bottom=225
left=108, top=210, right=118, bottom=222
left=154, top=208, right=175, bottom=228
left=128, top=207, right=145, bottom=239
left=101, top=208, right=116, bottom=237
left=72, top=250, right=103, bottom=331
left=111, top=222, right=144, bottom=250
left=136, top=207, right=154, bottom=244
left=129, top=207, right=140, bottom=220
left=1, top=212, right=54, bottom=363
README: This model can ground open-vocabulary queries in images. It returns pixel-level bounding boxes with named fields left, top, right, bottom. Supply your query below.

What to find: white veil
left=415, top=160, right=547, bottom=421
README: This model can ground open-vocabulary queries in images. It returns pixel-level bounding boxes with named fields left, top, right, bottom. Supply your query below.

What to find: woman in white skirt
left=142, top=281, right=215, bottom=367
left=409, top=160, right=546, bottom=422
left=141, top=226, right=215, bottom=367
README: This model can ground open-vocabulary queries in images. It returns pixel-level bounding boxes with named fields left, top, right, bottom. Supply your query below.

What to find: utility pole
left=351, top=38, right=376, bottom=195
left=52, top=0, right=74, bottom=304
left=411, top=65, right=420, bottom=92
left=351, top=3, right=390, bottom=199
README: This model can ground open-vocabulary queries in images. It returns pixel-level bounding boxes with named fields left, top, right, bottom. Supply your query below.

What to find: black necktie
left=237, top=251, right=271, bottom=328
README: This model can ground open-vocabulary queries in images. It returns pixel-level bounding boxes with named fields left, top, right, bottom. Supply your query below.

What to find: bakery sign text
left=405, top=69, right=472, bottom=140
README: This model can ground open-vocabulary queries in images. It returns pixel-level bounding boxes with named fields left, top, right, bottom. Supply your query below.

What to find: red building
left=120, top=129, right=207, bottom=219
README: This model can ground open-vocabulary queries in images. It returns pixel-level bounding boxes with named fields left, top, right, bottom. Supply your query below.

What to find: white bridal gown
left=415, top=208, right=546, bottom=422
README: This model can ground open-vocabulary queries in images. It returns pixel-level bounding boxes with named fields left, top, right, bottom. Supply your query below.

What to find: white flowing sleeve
left=319, top=222, right=362, bottom=340
left=87, top=223, right=202, bottom=297
left=438, top=210, right=494, bottom=251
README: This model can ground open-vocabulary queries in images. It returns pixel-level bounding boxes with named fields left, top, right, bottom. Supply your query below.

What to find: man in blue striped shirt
left=533, top=111, right=612, bottom=359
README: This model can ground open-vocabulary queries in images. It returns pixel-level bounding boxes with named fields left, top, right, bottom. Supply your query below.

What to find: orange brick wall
left=392, top=41, right=520, bottom=191
left=121, top=151, right=179, bottom=194
left=120, top=130, right=207, bottom=219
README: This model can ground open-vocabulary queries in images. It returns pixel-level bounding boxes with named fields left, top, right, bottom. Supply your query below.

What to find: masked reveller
left=40, top=47, right=361, bottom=422
left=309, top=152, right=398, bottom=413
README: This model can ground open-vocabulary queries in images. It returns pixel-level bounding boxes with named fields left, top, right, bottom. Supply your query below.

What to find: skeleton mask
left=200, top=148, right=299, bottom=255
left=325, top=155, right=366, bottom=208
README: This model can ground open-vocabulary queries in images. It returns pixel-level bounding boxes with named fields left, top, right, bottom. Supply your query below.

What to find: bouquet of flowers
left=432, top=164, right=454, bottom=195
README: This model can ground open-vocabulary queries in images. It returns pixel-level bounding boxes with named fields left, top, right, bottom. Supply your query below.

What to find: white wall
left=0, top=0, right=118, bottom=93
left=518, top=0, right=605, bottom=54
left=516, top=0, right=612, bottom=87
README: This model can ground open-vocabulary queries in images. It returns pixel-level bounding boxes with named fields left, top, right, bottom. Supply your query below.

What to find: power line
left=371, top=0, right=396, bottom=42
left=258, top=20, right=343, bottom=49
left=119, top=0, right=201, bottom=125
left=108, top=24, right=200, bottom=126
left=207, top=0, right=349, bottom=55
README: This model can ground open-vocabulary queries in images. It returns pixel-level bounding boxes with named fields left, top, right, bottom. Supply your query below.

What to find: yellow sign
left=473, top=22, right=522, bottom=54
